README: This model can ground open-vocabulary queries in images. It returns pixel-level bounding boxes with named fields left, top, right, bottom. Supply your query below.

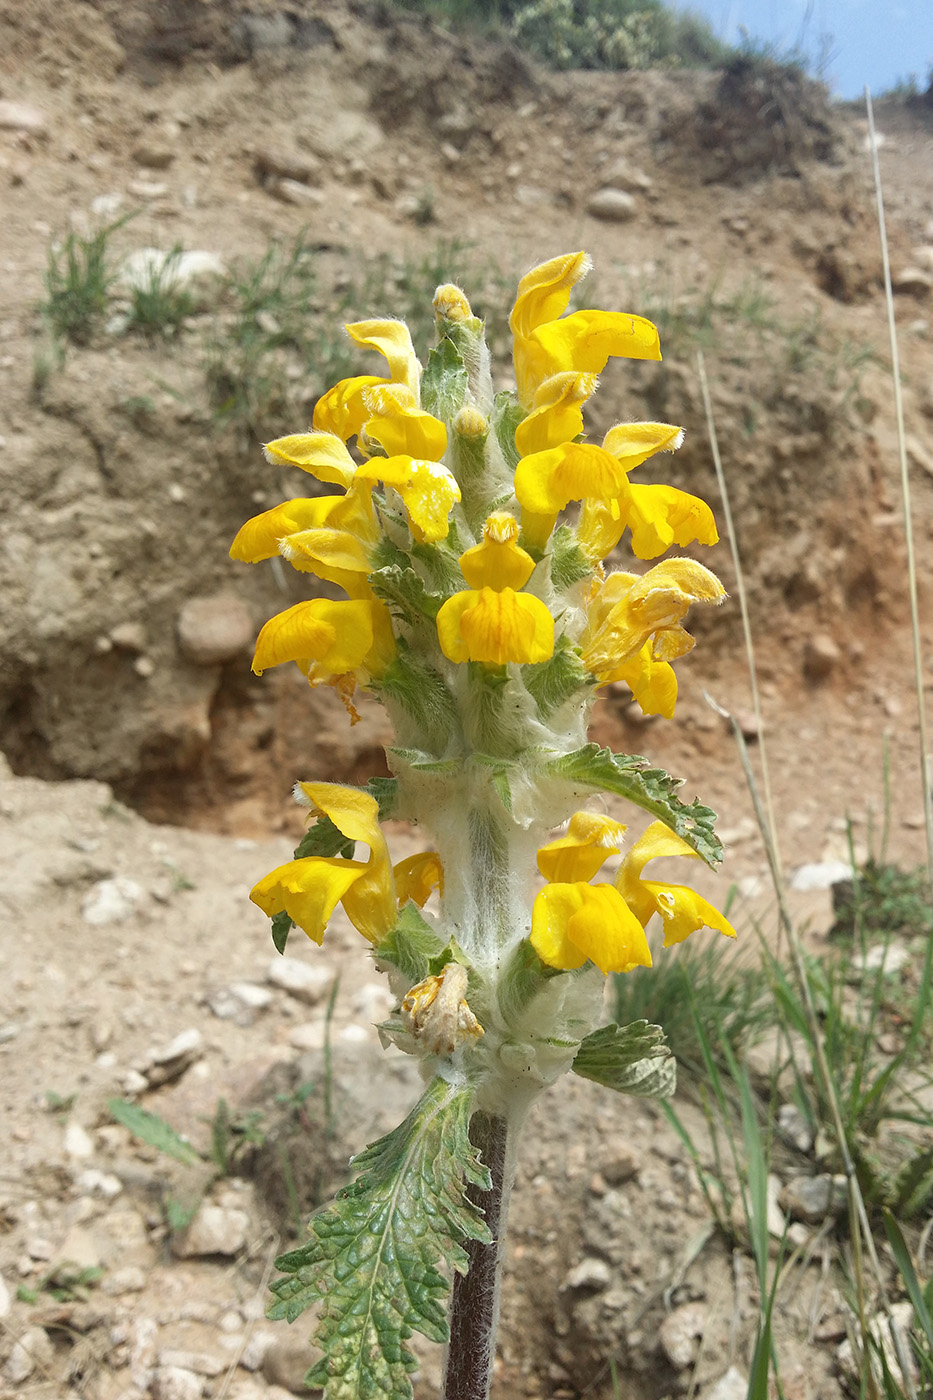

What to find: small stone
left=26, top=1234, right=54, bottom=1261
left=893, top=267, right=932, bottom=297
left=254, top=146, right=322, bottom=185
left=599, top=1138, right=641, bottom=1185
left=803, top=632, right=841, bottom=681
left=766, top=1173, right=786, bottom=1239
left=128, top=178, right=169, bottom=200
left=133, top=142, right=175, bottom=170
left=110, top=622, right=148, bottom=653
left=907, top=435, right=933, bottom=478
left=658, top=1302, right=706, bottom=1369
left=102, top=1265, right=146, bottom=1294
left=267, top=956, right=335, bottom=1004
left=602, top=158, right=653, bottom=192
left=273, top=177, right=323, bottom=206
left=119, top=248, right=226, bottom=312
left=704, top=1366, right=748, bottom=1400
left=57, top=1224, right=102, bottom=1272
left=288, top=1022, right=326, bottom=1050
left=123, top=1069, right=148, bottom=1096
left=777, top=1103, right=814, bottom=1153
left=5, top=1326, right=54, bottom=1383
left=562, top=1257, right=611, bottom=1292
left=64, top=1120, right=95, bottom=1159
left=174, top=1204, right=250, bottom=1258
left=852, top=943, right=910, bottom=975
left=790, top=860, right=853, bottom=891
left=75, top=1169, right=123, bottom=1201
left=177, top=594, right=253, bottom=666
left=150, top=1366, right=204, bottom=1400
left=262, top=1332, right=318, bottom=1392
left=779, top=1173, right=845, bottom=1224
left=91, top=192, right=123, bottom=218
left=147, top=1028, right=203, bottom=1085
left=586, top=188, right=637, bottom=222
left=0, top=101, right=47, bottom=134
left=158, top=1350, right=225, bottom=1377
left=81, top=877, right=145, bottom=925
left=231, top=981, right=274, bottom=1009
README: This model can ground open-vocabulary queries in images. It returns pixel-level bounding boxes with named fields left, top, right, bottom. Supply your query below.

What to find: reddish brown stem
left=442, top=1111, right=510, bottom=1400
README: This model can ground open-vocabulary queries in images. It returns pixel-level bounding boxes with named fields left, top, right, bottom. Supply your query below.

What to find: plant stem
left=442, top=1110, right=510, bottom=1400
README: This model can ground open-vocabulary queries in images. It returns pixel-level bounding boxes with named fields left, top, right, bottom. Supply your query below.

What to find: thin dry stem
left=696, top=351, right=783, bottom=920
left=865, top=88, right=933, bottom=890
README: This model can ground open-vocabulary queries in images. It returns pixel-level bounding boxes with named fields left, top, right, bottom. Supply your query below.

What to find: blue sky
left=675, top=0, right=933, bottom=99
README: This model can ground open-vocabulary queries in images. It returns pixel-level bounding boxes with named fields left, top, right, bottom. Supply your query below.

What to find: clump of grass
left=125, top=246, right=196, bottom=339
left=41, top=214, right=130, bottom=345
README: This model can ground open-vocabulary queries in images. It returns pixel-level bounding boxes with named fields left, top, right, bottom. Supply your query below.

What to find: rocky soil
left=1, top=2, right=933, bottom=1398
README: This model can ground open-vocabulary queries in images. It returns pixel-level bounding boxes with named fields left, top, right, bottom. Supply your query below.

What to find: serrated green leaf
left=108, top=1098, right=202, bottom=1166
left=271, top=909, right=293, bottom=955
left=572, top=1021, right=676, bottom=1098
left=492, top=391, right=523, bottom=473
left=268, top=1078, right=491, bottom=1400
left=550, top=525, right=594, bottom=592
left=420, top=337, right=468, bottom=421
left=523, top=636, right=589, bottom=718
left=370, top=564, right=446, bottom=625
left=542, top=744, right=722, bottom=866
left=375, top=903, right=449, bottom=984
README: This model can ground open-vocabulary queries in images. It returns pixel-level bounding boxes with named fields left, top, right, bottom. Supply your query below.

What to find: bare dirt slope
left=1, top=3, right=933, bottom=1398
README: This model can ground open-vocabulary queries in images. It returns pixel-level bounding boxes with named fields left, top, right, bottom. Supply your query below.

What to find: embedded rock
left=176, top=594, right=253, bottom=666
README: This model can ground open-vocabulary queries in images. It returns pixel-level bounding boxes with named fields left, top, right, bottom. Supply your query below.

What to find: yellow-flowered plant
left=232, top=252, right=734, bottom=1400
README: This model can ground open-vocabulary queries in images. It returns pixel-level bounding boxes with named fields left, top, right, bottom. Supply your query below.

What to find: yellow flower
left=435, top=514, right=554, bottom=665
left=312, top=320, right=420, bottom=440
left=276, top=527, right=374, bottom=599
left=615, top=821, right=737, bottom=946
left=513, top=372, right=599, bottom=457
left=251, top=599, right=377, bottom=678
left=262, top=431, right=358, bottom=488
left=513, top=441, right=632, bottom=552
left=356, top=454, right=461, bottom=544
left=580, top=559, right=726, bottom=685
left=578, top=485, right=719, bottom=563
left=575, top=421, right=719, bottom=562
left=230, top=482, right=379, bottom=565
left=250, top=783, right=441, bottom=945
left=530, top=883, right=653, bottom=974
left=536, top=811, right=628, bottom=883
left=361, top=384, right=448, bottom=461
left=509, top=252, right=661, bottom=408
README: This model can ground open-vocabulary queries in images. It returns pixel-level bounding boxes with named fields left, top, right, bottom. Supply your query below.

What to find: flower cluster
left=234, top=251, right=734, bottom=1081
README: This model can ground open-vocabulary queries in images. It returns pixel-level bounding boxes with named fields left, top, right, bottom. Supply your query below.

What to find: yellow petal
left=230, top=498, right=337, bottom=563
left=530, top=883, right=653, bottom=974
left=278, top=526, right=372, bottom=596
left=362, top=384, right=448, bottom=461
left=251, top=599, right=374, bottom=676
left=459, top=514, right=536, bottom=591
left=357, top=455, right=461, bottom=543
left=345, top=319, right=420, bottom=395
left=619, top=819, right=701, bottom=883
left=263, top=432, right=357, bottom=488
left=634, top=879, right=737, bottom=947
left=536, top=811, right=627, bottom=883
left=437, top=588, right=554, bottom=666
left=509, top=251, right=592, bottom=339
left=250, top=857, right=367, bottom=945
left=295, top=781, right=384, bottom=848
left=393, top=851, right=444, bottom=907
left=514, top=442, right=630, bottom=516
left=602, top=421, right=685, bottom=468
left=313, top=375, right=386, bottom=441
left=513, top=371, right=599, bottom=457
left=603, top=645, right=679, bottom=718
left=580, top=560, right=725, bottom=676
left=515, top=308, right=660, bottom=406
